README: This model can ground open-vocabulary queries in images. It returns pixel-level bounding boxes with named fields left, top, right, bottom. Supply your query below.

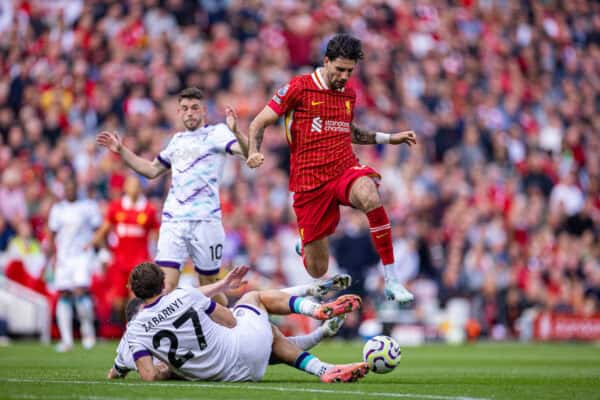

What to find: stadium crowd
left=0, top=0, right=598, bottom=341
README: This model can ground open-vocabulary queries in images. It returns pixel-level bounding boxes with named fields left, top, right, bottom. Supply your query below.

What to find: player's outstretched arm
left=350, top=123, right=417, bottom=146
left=247, top=106, right=280, bottom=168
left=225, top=106, right=249, bottom=159
left=96, top=131, right=169, bottom=179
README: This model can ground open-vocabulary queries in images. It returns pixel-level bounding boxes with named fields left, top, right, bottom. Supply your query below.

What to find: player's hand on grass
left=96, top=131, right=123, bottom=153
left=225, top=105, right=238, bottom=133
left=246, top=152, right=264, bottom=168
left=390, top=130, right=417, bottom=146
left=222, top=265, right=250, bottom=291
left=107, top=367, right=123, bottom=379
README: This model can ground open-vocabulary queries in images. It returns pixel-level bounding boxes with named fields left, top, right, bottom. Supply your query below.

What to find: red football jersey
left=267, top=68, right=359, bottom=192
left=106, top=196, right=159, bottom=265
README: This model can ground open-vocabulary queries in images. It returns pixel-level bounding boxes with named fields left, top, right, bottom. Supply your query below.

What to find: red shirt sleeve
left=267, top=77, right=302, bottom=116
left=106, top=200, right=119, bottom=224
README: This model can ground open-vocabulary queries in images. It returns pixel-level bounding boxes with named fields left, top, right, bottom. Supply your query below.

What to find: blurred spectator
left=0, top=0, right=598, bottom=340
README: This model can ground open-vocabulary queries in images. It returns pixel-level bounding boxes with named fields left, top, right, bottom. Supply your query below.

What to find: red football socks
left=367, top=206, right=395, bottom=265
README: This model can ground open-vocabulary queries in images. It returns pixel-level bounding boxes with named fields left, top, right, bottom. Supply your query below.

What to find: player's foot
left=320, top=362, right=369, bottom=383
left=313, top=294, right=361, bottom=320
left=384, top=280, right=414, bottom=304
left=307, top=274, right=352, bottom=298
left=82, top=336, right=96, bottom=350
left=321, top=315, right=346, bottom=337
left=55, top=342, right=73, bottom=353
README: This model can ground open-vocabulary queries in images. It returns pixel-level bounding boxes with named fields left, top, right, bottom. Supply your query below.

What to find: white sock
left=281, top=283, right=313, bottom=296
left=289, top=296, right=319, bottom=316
left=56, top=297, right=73, bottom=346
left=75, top=295, right=95, bottom=340
left=294, top=351, right=333, bottom=376
left=288, top=328, right=326, bottom=350
left=383, top=263, right=395, bottom=282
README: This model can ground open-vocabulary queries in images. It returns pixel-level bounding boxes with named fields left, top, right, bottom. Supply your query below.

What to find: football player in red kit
left=92, top=175, right=159, bottom=310
left=246, top=34, right=416, bottom=304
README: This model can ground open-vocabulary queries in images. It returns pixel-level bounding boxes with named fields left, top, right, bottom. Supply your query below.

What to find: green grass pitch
left=0, top=341, right=599, bottom=400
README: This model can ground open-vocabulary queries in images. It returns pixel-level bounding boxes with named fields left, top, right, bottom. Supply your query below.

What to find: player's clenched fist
left=390, top=130, right=417, bottom=146
left=246, top=152, right=264, bottom=168
left=96, top=131, right=123, bottom=153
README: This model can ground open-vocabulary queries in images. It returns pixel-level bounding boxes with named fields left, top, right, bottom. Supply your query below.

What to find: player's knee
left=238, top=291, right=260, bottom=306
left=351, top=179, right=381, bottom=211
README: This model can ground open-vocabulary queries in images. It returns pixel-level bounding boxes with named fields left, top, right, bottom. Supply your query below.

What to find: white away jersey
left=157, top=123, right=237, bottom=222
left=48, top=199, right=102, bottom=261
left=126, top=288, right=241, bottom=381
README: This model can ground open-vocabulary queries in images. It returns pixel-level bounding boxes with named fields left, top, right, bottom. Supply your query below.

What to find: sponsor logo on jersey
left=311, top=101, right=325, bottom=106
left=311, top=117, right=322, bottom=133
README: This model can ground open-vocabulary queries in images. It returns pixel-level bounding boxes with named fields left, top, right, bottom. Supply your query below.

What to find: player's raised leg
left=302, top=238, right=331, bottom=278
left=348, top=176, right=414, bottom=304
left=235, top=290, right=361, bottom=320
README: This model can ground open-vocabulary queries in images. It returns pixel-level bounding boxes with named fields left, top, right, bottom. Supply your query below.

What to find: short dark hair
left=129, top=262, right=165, bottom=300
left=325, top=34, right=364, bottom=62
left=178, top=87, right=205, bottom=102
left=125, top=297, right=144, bottom=322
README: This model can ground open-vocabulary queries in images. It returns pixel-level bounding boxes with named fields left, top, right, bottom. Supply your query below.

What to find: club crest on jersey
left=345, top=100, right=351, bottom=115
left=278, top=84, right=289, bottom=97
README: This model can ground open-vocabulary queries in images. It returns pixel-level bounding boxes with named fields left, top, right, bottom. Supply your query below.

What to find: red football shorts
left=293, top=165, right=380, bottom=245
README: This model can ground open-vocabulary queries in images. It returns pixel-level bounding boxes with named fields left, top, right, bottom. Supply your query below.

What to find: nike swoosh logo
left=376, top=233, right=388, bottom=239
left=311, top=101, right=325, bottom=106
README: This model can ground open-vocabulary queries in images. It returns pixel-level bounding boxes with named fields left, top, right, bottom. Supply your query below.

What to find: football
left=362, top=335, right=402, bottom=374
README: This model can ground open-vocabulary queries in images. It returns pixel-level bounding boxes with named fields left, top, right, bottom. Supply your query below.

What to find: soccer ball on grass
left=362, top=335, right=402, bottom=374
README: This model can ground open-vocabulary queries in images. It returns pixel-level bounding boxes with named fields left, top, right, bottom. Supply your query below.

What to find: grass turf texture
left=0, top=341, right=599, bottom=400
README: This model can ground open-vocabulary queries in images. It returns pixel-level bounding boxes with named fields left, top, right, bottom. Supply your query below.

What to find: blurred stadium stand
left=0, top=0, right=598, bottom=342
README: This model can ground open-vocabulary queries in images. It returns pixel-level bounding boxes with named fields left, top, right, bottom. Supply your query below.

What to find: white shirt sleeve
left=47, top=204, right=61, bottom=233
left=157, top=136, right=176, bottom=168
left=87, top=201, right=102, bottom=228
left=212, top=123, right=237, bottom=155
left=126, top=325, right=152, bottom=362
left=114, top=336, right=136, bottom=374
left=184, top=287, right=216, bottom=315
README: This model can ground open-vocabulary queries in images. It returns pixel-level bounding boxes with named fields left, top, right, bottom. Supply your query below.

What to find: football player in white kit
left=108, top=272, right=351, bottom=379
left=47, top=180, right=102, bottom=351
left=123, top=262, right=368, bottom=383
left=96, top=87, right=249, bottom=303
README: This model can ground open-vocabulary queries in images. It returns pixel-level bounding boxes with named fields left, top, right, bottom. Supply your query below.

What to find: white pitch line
left=0, top=378, right=490, bottom=400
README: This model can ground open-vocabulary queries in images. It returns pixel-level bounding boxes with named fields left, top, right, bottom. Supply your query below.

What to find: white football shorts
left=155, top=220, right=225, bottom=276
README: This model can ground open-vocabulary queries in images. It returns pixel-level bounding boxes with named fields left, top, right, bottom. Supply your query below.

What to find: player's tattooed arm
left=247, top=106, right=279, bottom=168
left=350, top=123, right=377, bottom=144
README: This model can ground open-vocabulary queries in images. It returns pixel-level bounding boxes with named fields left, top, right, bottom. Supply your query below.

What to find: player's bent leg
left=156, top=263, right=181, bottom=293
left=270, top=325, right=368, bottom=383
left=256, top=289, right=361, bottom=320
left=235, top=291, right=267, bottom=314
left=303, top=238, right=330, bottom=278
left=348, top=176, right=414, bottom=305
